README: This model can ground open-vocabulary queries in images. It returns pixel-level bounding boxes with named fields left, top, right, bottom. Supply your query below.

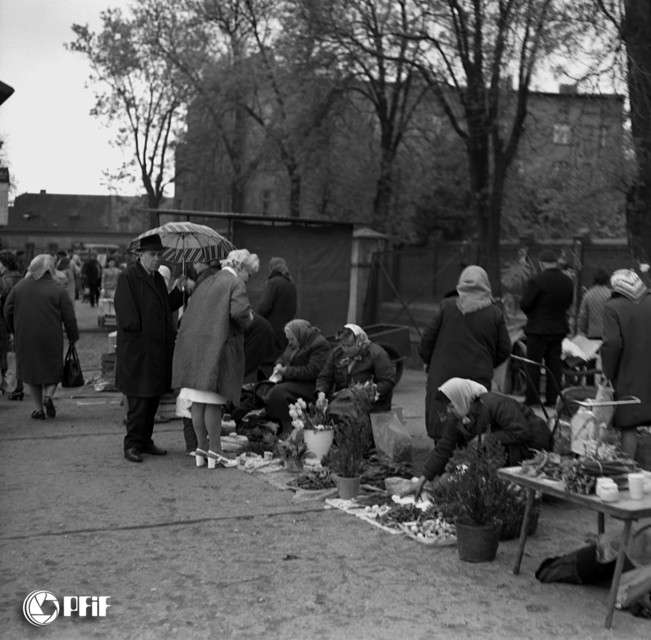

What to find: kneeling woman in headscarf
left=262, top=319, right=331, bottom=433
left=412, top=377, right=553, bottom=499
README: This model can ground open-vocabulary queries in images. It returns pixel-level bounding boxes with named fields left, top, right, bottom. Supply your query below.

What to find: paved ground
left=0, top=301, right=649, bottom=639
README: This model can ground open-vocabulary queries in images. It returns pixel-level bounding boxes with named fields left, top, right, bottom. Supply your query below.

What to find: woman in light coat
left=172, top=249, right=258, bottom=469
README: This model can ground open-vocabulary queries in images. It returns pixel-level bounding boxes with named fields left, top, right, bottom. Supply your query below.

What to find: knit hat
left=610, top=269, right=647, bottom=302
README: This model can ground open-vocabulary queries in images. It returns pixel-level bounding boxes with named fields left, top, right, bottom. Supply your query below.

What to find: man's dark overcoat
left=258, top=274, right=297, bottom=351
left=519, top=268, right=574, bottom=335
left=114, top=261, right=177, bottom=397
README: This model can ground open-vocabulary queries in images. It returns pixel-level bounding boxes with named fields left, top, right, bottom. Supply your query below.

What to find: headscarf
left=456, top=265, right=493, bottom=315
left=27, top=254, right=56, bottom=280
left=335, top=323, right=372, bottom=365
left=268, top=257, right=294, bottom=283
left=282, top=319, right=316, bottom=363
left=438, top=378, right=488, bottom=418
left=610, top=269, right=647, bottom=303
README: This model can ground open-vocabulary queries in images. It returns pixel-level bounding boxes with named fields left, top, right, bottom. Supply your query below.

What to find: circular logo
left=23, top=590, right=60, bottom=626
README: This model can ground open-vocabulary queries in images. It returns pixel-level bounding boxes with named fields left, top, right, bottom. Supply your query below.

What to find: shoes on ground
left=44, top=396, right=56, bottom=418
left=9, top=389, right=24, bottom=401
left=31, top=410, right=45, bottom=420
left=207, top=450, right=237, bottom=469
left=144, top=444, right=167, bottom=456
left=124, top=448, right=143, bottom=463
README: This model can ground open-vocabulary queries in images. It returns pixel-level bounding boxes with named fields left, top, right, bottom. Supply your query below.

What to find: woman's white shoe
left=207, top=450, right=237, bottom=469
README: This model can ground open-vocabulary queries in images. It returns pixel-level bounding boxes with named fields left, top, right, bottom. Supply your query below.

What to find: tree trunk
left=623, top=0, right=651, bottom=262
left=288, top=164, right=301, bottom=218
left=373, top=150, right=394, bottom=231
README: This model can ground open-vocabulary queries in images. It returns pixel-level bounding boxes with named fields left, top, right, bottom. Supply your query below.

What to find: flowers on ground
left=289, top=398, right=334, bottom=431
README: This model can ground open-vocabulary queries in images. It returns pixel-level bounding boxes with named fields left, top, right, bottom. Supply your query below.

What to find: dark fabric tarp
left=232, top=221, right=352, bottom=336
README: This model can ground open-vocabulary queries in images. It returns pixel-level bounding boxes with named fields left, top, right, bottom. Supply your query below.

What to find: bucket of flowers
left=289, top=397, right=335, bottom=461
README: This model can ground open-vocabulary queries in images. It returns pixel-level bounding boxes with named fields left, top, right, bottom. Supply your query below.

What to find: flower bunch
left=288, top=398, right=335, bottom=431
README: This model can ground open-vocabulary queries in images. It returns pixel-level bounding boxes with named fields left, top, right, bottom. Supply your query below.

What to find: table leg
left=604, top=519, right=633, bottom=629
left=513, top=489, right=535, bottom=575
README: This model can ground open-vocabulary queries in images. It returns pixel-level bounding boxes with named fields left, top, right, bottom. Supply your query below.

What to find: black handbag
left=62, top=343, right=84, bottom=388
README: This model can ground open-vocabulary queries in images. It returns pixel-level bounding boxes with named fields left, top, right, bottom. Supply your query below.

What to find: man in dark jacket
left=114, top=234, right=183, bottom=462
left=81, top=252, right=102, bottom=307
left=520, top=249, right=574, bottom=407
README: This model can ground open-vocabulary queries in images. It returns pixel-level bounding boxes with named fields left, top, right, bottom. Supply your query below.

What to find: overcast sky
left=0, top=0, right=137, bottom=199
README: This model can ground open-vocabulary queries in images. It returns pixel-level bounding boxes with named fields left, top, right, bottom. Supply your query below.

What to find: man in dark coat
left=601, top=268, right=651, bottom=459
left=258, top=257, right=297, bottom=356
left=520, top=249, right=574, bottom=407
left=82, top=252, right=102, bottom=307
left=114, top=235, right=183, bottom=462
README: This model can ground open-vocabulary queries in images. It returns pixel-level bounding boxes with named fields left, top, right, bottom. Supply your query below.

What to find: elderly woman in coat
left=262, top=319, right=332, bottom=433
left=172, top=249, right=259, bottom=469
left=4, top=254, right=79, bottom=419
left=419, top=265, right=512, bottom=442
left=315, top=323, right=395, bottom=415
left=410, top=377, right=553, bottom=499
left=601, top=268, right=651, bottom=458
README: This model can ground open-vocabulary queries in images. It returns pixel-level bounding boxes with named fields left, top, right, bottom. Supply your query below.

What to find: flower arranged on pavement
left=288, top=397, right=335, bottom=431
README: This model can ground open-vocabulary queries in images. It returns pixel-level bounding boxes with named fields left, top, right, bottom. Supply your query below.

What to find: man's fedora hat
left=139, top=234, right=165, bottom=252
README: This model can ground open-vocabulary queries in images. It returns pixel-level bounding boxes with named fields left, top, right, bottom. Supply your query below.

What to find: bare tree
left=594, top=0, right=651, bottom=262
left=406, top=0, right=573, bottom=291
left=298, top=0, right=431, bottom=231
left=68, top=7, right=191, bottom=221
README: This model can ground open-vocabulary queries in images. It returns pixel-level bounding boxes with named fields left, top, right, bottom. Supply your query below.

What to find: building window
left=553, top=123, right=571, bottom=145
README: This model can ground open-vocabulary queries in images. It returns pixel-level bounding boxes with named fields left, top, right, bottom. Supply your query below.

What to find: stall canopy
left=232, top=221, right=352, bottom=336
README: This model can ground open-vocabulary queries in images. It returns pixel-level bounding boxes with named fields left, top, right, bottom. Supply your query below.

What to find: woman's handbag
left=62, top=343, right=84, bottom=388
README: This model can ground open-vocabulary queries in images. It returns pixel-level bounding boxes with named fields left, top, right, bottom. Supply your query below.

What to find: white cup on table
left=627, top=472, right=646, bottom=500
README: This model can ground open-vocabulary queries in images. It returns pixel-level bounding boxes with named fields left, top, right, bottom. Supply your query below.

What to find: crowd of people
left=2, top=240, right=651, bottom=478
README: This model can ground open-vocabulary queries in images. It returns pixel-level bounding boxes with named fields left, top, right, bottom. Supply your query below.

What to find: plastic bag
left=593, top=378, right=615, bottom=426
left=370, top=410, right=412, bottom=464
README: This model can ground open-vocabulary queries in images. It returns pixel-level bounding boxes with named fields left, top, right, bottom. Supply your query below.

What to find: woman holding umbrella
left=172, top=249, right=259, bottom=469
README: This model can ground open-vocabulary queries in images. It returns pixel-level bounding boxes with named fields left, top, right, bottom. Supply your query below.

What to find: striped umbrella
left=129, top=222, right=236, bottom=265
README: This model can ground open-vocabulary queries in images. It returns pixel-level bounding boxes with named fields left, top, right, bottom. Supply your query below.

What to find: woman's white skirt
left=178, top=387, right=227, bottom=406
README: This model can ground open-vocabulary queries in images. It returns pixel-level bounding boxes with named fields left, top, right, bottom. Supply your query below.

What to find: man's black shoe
left=124, top=448, right=143, bottom=463
left=144, top=444, right=167, bottom=456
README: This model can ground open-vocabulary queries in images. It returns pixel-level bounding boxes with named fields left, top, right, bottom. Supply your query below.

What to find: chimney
left=559, top=83, right=578, bottom=95
left=40, top=189, right=46, bottom=194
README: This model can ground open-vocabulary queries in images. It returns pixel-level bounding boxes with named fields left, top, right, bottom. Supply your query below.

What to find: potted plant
left=289, top=398, right=335, bottom=461
left=431, top=434, right=509, bottom=562
left=321, top=384, right=376, bottom=500
left=276, top=430, right=308, bottom=473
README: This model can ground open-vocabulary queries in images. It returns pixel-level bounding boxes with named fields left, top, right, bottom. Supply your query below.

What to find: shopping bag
left=570, top=406, right=599, bottom=455
left=370, top=410, right=412, bottom=464
left=592, top=378, right=615, bottom=426
left=62, top=343, right=84, bottom=388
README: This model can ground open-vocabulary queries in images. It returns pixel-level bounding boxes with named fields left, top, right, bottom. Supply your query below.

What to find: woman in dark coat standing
left=419, top=265, right=512, bottom=442
left=4, top=254, right=79, bottom=419
left=263, top=319, right=332, bottom=433
left=601, top=268, right=651, bottom=458
left=172, top=249, right=258, bottom=469
left=257, top=257, right=297, bottom=355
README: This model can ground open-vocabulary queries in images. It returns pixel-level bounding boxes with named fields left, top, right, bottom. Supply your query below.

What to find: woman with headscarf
left=257, top=257, right=297, bottom=355
left=260, top=319, right=331, bottom=433
left=315, top=323, right=395, bottom=415
left=601, top=268, right=651, bottom=458
left=172, top=249, right=259, bottom=469
left=419, top=265, right=512, bottom=442
left=4, top=254, right=79, bottom=419
left=410, top=377, right=552, bottom=499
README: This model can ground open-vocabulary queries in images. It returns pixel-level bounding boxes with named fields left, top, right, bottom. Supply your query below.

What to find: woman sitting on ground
left=315, top=323, right=395, bottom=417
left=411, top=377, right=553, bottom=499
left=262, top=319, right=331, bottom=434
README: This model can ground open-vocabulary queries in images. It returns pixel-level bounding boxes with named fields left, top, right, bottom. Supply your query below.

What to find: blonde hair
left=28, top=254, right=56, bottom=280
left=221, top=249, right=260, bottom=274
